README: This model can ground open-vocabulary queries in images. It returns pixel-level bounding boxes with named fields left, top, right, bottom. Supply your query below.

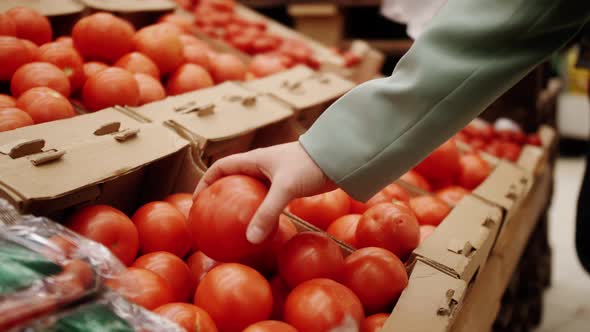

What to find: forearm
left=300, top=0, right=590, bottom=200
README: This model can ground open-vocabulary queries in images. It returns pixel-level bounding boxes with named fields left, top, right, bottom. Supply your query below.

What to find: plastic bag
left=9, top=291, right=184, bottom=332
left=380, top=0, right=448, bottom=39
left=0, top=199, right=125, bottom=329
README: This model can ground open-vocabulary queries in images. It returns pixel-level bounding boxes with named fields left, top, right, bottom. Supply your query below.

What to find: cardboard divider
left=80, top=0, right=176, bottom=28
left=243, top=65, right=355, bottom=129
left=384, top=261, right=468, bottom=332
left=133, top=82, right=294, bottom=166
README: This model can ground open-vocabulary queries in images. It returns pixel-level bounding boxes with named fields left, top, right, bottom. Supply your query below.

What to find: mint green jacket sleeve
left=299, top=0, right=590, bottom=201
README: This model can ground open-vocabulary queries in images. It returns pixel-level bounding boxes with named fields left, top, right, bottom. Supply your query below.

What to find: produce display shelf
left=451, top=164, right=553, bottom=332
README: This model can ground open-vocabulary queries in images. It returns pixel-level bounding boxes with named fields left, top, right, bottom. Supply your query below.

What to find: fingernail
left=246, top=224, right=266, bottom=244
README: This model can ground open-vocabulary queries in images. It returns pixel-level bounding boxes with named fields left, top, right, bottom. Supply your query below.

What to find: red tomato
left=166, top=64, right=214, bottom=96
left=527, top=133, right=542, bottom=146
left=415, top=139, right=461, bottom=184
left=0, top=13, right=16, bottom=36
left=164, top=193, right=193, bottom=219
left=284, top=278, right=365, bottom=332
left=82, top=67, right=140, bottom=111
left=278, top=232, right=344, bottom=289
left=243, top=321, right=298, bottom=332
left=435, top=185, right=469, bottom=206
left=462, top=118, right=494, bottom=141
left=485, top=140, right=502, bottom=158
left=115, top=52, right=161, bottom=79
left=356, top=202, right=420, bottom=260
left=251, top=35, right=280, bottom=53
left=134, top=73, right=166, bottom=105
left=66, top=205, right=139, bottom=266
left=269, top=275, right=289, bottom=320
left=134, top=24, right=185, bottom=75
left=39, top=42, right=85, bottom=92
left=132, top=201, right=192, bottom=258
left=242, top=214, right=298, bottom=274
left=6, top=7, right=52, bottom=45
left=189, top=175, right=275, bottom=262
left=458, top=154, right=491, bottom=190
left=180, top=34, right=210, bottom=48
left=106, top=267, right=175, bottom=310
left=419, top=225, right=436, bottom=243
left=209, top=53, right=247, bottom=83
left=0, top=36, right=34, bottom=80
left=55, top=36, right=74, bottom=48
left=499, top=141, right=522, bottom=162
left=16, top=87, right=75, bottom=124
left=279, top=39, right=313, bottom=64
left=194, top=263, right=273, bottom=332
left=11, top=62, right=71, bottom=98
left=327, top=214, right=361, bottom=248
left=0, top=107, right=33, bottom=132
left=155, top=303, right=218, bottom=332
left=409, top=195, right=451, bottom=227
left=0, top=94, right=16, bottom=108
left=469, top=138, right=487, bottom=151
left=202, top=0, right=236, bottom=12
left=340, top=247, right=408, bottom=314
left=289, top=189, right=351, bottom=230
left=183, top=44, right=211, bottom=69
left=72, top=13, right=135, bottom=63
left=366, top=183, right=410, bottom=207
left=350, top=198, right=369, bottom=214
left=400, top=170, right=432, bottom=192
left=132, top=252, right=195, bottom=302
left=186, top=251, right=221, bottom=287
left=82, top=62, right=108, bottom=81
left=361, top=313, right=389, bottom=332
left=227, top=33, right=255, bottom=53
left=159, top=14, right=195, bottom=33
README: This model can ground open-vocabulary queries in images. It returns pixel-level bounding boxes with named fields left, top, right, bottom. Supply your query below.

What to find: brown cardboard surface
left=0, top=0, right=84, bottom=16
left=383, top=261, right=468, bottom=332
left=244, top=65, right=355, bottom=111
left=411, top=195, right=503, bottom=281
left=81, top=0, right=176, bottom=13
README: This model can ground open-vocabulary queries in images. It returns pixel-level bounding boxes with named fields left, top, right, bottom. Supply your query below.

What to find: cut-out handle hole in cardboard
left=0, top=139, right=65, bottom=166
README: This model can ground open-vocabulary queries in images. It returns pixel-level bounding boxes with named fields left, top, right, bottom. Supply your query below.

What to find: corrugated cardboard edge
left=383, top=261, right=468, bottom=332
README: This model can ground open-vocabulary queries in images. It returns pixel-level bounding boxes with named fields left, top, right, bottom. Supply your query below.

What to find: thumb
left=247, top=182, right=293, bottom=244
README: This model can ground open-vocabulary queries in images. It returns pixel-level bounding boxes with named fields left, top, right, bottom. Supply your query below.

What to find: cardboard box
left=0, top=108, right=198, bottom=217
left=80, top=0, right=176, bottom=28
left=383, top=261, right=468, bottom=332
left=288, top=4, right=343, bottom=47
left=244, top=65, right=355, bottom=129
left=133, top=82, right=294, bottom=166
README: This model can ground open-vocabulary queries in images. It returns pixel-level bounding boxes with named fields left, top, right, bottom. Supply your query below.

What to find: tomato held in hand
left=361, top=313, right=389, bottom=332
left=72, top=13, right=135, bottom=63
left=400, top=170, right=432, bottom=192
left=242, top=214, right=298, bottom=274
left=132, top=201, right=192, bottom=258
left=289, top=189, right=351, bottom=230
left=66, top=205, right=139, bottom=266
left=327, top=214, right=361, bottom=248
left=419, top=225, right=436, bottom=243
left=186, top=251, right=221, bottom=287
left=194, top=263, right=273, bottom=332
left=0, top=36, right=35, bottom=81
left=356, top=202, right=420, bottom=260
left=155, top=303, right=218, bottom=332
left=366, top=183, right=410, bottom=207
left=164, top=193, right=194, bottom=219
left=269, top=275, right=289, bottom=320
left=115, top=52, right=161, bottom=79
left=11, top=62, right=71, bottom=98
left=278, top=232, right=344, bottom=289
left=6, top=7, right=52, bottom=46
left=134, top=24, right=185, bottom=75
left=0, top=108, right=33, bottom=132
left=189, top=175, right=274, bottom=262
left=415, top=139, right=461, bottom=184
left=409, top=195, right=451, bottom=227
left=284, top=278, right=365, bottom=332
left=132, top=252, right=195, bottom=302
left=243, top=321, right=298, bottom=332
left=16, top=87, right=75, bottom=124
left=458, top=154, right=491, bottom=190
left=106, top=267, right=175, bottom=310
left=340, top=247, right=408, bottom=314
left=82, top=67, right=140, bottom=111
left=435, top=186, right=469, bottom=206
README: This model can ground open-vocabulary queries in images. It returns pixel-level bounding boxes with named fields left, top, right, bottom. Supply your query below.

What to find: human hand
left=193, top=142, right=336, bottom=244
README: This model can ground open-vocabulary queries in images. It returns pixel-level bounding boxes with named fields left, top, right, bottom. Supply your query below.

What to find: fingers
left=247, top=179, right=294, bottom=244
left=193, top=152, right=263, bottom=199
